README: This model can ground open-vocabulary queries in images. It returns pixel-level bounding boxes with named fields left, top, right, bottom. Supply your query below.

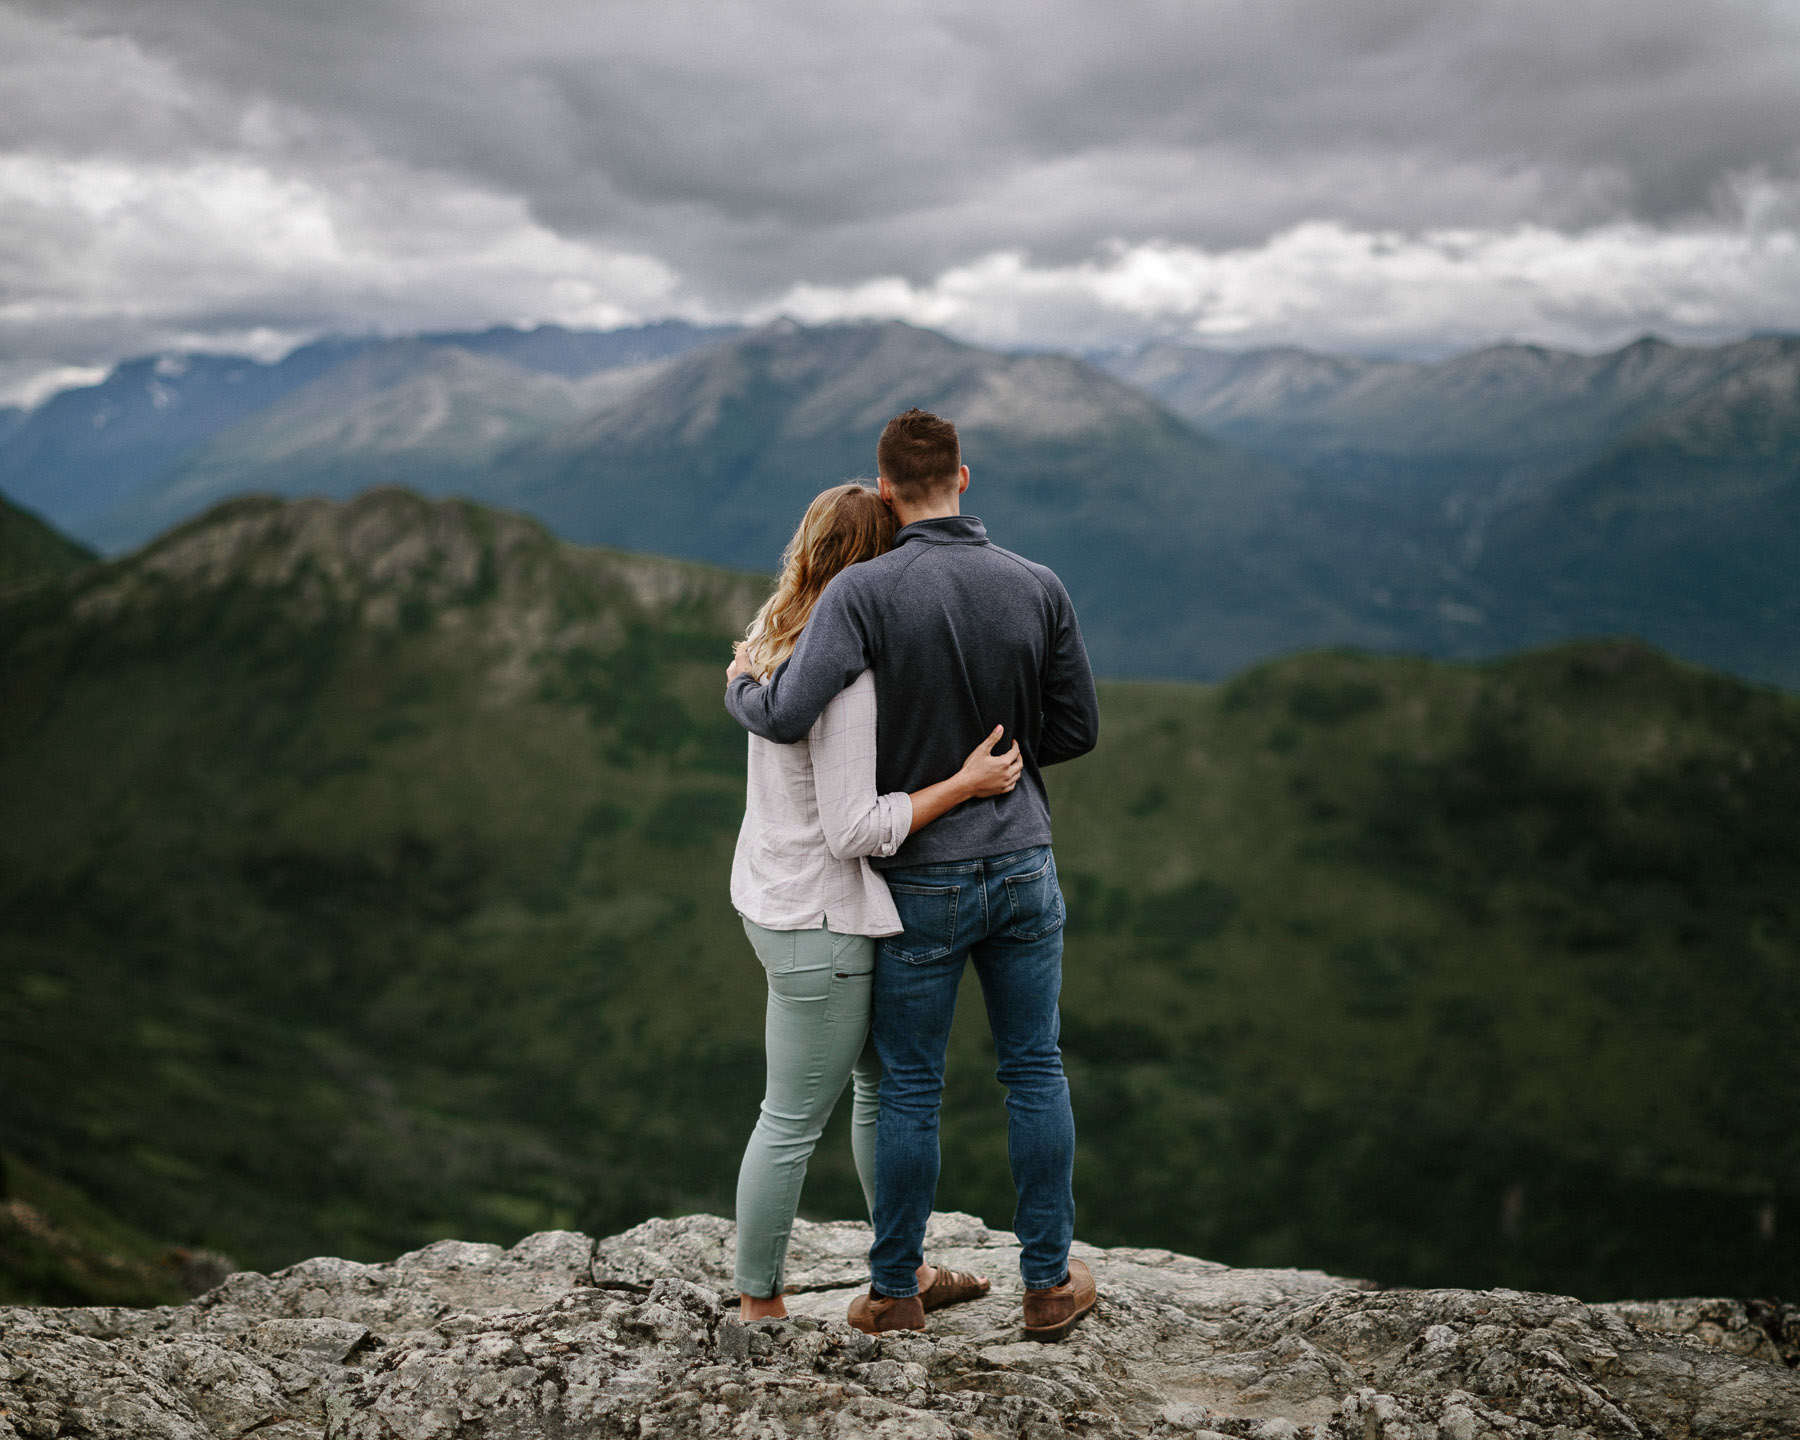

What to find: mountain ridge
left=0, top=321, right=734, bottom=546
left=0, top=492, right=93, bottom=589
left=492, top=319, right=1343, bottom=679
left=1097, top=333, right=1793, bottom=469
left=1476, top=340, right=1800, bottom=679
left=79, top=342, right=675, bottom=552
left=1099, top=331, right=1800, bottom=685
left=4, top=320, right=1798, bottom=686
left=103, top=320, right=1341, bottom=679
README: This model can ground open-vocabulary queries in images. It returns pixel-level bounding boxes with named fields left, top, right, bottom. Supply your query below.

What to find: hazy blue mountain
left=0, top=323, right=737, bottom=549
left=1095, top=344, right=1404, bottom=448
left=1098, top=334, right=1785, bottom=569
left=0, top=340, right=381, bottom=535
left=82, top=342, right=670, bottom=553
left=0, top=408, right=25, bottom=446
left=63, top=319, right=1355, bottom=677
left=1477, top=340, right=1800, bottom=687
left=0, top=493, right=94, bottom=587
left=1099, top=333, right=1800, bottom=684
left=1099, top=335, right=1774, bottom=491
left=494, top=320, right=1366, bottom=679
left=17, top=319, right=1798, bottom=686
left=420, top=319, right=739, bottom=376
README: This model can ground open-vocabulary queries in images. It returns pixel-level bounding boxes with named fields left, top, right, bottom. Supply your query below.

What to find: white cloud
left=3, top=0, right=1800, bottom=402
left=761, top=215, right=1800, bottom=357
left=0, top=148, right=685, bottom=400
left=0, top=362, right=107, bottom=410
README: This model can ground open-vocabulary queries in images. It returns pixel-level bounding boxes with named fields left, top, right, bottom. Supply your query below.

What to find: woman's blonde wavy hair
left=739, top=483, right=897, bottom=680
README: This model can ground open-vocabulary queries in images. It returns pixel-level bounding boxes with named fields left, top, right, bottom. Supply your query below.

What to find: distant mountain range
left=1476, top=343, right=1800, bottom=681
left=0, top=321, right=733, bottom=544
left=1099, top=332, right=1800, bottom=684
left=2, top=320, right=1795, bottom=684
left=486, top=322, right=1337, bottom=678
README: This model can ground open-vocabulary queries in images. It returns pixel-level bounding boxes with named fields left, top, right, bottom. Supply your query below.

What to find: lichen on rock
left=4, top=1212, right=1798, bottom=1439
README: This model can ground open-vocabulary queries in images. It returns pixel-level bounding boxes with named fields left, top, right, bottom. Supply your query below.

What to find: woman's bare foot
left=740, top=1292, right=789, bottom=1321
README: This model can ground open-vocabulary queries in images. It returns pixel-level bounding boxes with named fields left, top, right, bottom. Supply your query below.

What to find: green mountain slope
left=0, top=493, right=94, bottom=587
left=0, top=1151, right=196, bottom=1307
left=2, top=492, right=1796, bottom=1301
left=1, top=489, right=767, bottom=1268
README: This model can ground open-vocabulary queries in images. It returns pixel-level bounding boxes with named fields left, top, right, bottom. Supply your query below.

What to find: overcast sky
left=5, top=0, right=1800, bottom=403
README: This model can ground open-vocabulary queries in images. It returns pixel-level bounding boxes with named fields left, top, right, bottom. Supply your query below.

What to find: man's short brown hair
left=877, top=408, right=961, bottom=503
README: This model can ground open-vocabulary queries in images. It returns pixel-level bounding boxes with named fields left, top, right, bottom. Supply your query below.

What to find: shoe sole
left=848, top=1318, right=928, bottom=1336
left=1023, top=1295, right=1096, bottom=1343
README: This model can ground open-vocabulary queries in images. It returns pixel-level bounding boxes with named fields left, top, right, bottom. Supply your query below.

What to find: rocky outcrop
left=5, top=1213, right=1798, bottom=1440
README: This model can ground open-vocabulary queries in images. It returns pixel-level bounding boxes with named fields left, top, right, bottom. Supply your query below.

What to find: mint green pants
left=734, top=917, right=880, bottom=1298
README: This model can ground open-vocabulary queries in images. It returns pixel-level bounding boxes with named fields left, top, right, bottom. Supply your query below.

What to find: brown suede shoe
left=847, top=1288, right=927, bottom=1335
left=1022, top=1258, right=1096, bottom=1342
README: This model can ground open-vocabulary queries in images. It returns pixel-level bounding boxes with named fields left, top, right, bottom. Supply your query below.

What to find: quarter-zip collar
left=894, top=514, right=989, bottom=547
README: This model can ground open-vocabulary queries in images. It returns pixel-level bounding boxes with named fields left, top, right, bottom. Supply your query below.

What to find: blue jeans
left=869, top=844, right=1075, bottom=1295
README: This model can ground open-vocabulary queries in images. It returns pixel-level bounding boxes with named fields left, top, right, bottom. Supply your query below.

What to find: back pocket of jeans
left=880, top=883, right=959, bottom=964
left=1003, top=855, right=1065, bottom=941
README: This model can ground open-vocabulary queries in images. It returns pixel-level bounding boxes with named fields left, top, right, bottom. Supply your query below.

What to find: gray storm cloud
left=3, top=0, right=1800, bottom=397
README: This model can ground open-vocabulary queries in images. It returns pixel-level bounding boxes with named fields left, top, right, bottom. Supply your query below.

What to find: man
left=725, top=408, right=1100, bottom=1340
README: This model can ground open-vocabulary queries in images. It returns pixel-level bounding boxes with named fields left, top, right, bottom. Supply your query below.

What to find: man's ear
left=957, top=465, right=970, bottom=494
left=876, top=474, right=897, bottom=507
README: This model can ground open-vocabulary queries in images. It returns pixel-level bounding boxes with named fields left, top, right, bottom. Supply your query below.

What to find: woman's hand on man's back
left=958, top=725, right=1023, bottom=799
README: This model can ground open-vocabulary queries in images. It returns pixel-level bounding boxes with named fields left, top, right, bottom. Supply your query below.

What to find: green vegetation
left=1047, top=644, right=1800, bottom=1299
left=0, top=494, right=93, bottom=588
left=0, top=1151, right=191, bottom=1307
left=2, top=492, right=1797, bottom=1304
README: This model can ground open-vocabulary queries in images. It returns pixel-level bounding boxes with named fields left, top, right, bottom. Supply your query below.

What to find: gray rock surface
left=5, top=1213, right=1798, bottom=1439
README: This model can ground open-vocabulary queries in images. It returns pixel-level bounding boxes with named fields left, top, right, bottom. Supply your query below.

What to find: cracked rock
left=5, top=1213, right=1798, bottom=1439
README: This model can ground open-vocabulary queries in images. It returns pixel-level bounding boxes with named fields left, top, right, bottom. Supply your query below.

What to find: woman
left=725, top=482, right=1016, bottom=1322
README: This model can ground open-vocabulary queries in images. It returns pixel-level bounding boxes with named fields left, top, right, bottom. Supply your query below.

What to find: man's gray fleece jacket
left=726, top=514, right=1100, bottom=869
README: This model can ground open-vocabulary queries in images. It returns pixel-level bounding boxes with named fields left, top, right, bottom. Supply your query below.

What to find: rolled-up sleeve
left=812, top=672, right=912, bottom=860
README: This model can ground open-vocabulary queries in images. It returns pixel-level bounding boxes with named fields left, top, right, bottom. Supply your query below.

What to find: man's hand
left=726, top=643, right=752, bottom=683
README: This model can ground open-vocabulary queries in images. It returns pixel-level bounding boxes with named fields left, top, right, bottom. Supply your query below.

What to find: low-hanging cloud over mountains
left=4, top=0, right=1800, bottom=401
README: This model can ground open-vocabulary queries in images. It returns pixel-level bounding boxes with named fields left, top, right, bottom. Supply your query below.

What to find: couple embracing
left=723, top=408, right=1100, bottom=1340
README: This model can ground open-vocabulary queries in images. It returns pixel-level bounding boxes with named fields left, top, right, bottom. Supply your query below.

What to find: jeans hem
left=872, top=1283, right=921, bottom=1299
